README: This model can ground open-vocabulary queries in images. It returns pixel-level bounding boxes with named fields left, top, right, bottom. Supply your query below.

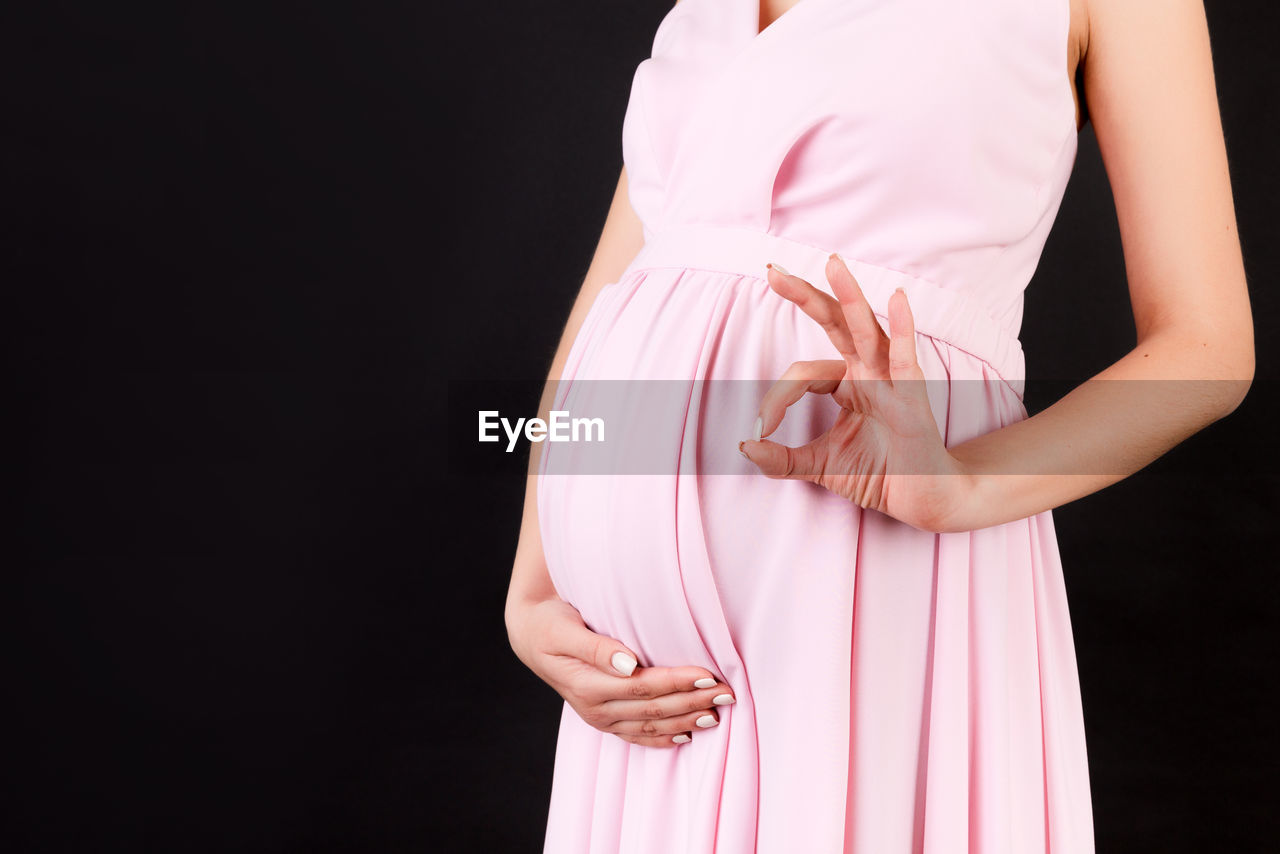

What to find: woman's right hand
left=506, top=595, right=736, bottom=748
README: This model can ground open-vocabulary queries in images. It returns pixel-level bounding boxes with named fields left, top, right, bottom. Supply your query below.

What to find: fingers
left=565, top=661, right=732, bottom=712
left=757, top=359, right=844, bottom=438
left=591, top=665, right=733, bottom=703
left=886, top=287, right=930, bottom=405
left=600, top=683, right=736, bottom=738
left=766, top=263, right=860, bottom=365
left=601, top=679, right=736, bottom=720
left=766, top=257, right=894, bottom=379
left=578, top=666, right=738, bottom=749
left=611, top=708, right=725, bottom=746
left=739, top=432, right=827, bottom=482
left=533, top=602, right=739, bottom=749
left=825, top=254, right=891, bottom=377
left=616, top=730, right=696, bottom=748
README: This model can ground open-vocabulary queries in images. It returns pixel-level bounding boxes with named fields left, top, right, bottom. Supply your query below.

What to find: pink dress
left=537, top=0, right=1093, bottom=851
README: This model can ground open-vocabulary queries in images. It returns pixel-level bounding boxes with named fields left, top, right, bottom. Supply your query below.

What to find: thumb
left=604, top=645, right=640, bottom=677
left=559, top=620, right=641, bottom=676
left=740, top=437, right=820, bottom=480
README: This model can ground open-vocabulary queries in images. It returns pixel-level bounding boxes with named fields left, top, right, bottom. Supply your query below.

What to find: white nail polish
left=752, top=417, right=762, bottom=441
left=712, top=694, right=735, bottom=705
left=693, top=677, right=716, bottom=689
left=611, top=651, right=637, bottom=676
left=769, top=262, right=790, bottom=276
left=696, top=714, right=718, bottom=728
left=672, top=734, right=692, bottom=743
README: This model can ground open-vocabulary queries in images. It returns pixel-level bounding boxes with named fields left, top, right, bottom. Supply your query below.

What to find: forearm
left=944, top=325, right=1253, bottom=532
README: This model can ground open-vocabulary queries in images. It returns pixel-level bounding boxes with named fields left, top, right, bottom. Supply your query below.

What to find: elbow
left=1218, top=372, right=1252, bottom=419
left=1212, top=338, right=1254, bottom=418
left=1140, top=297, right=1255, bottom=419
left=1159, top=318, right=1256, bottom=419
left=1227, top=364, right=1253, bottom=416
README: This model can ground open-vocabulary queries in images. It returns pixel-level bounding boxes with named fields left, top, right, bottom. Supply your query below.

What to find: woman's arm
left=942, top=0, right=1254, bottom=531
left=739, top=0, right=1253, bottom=533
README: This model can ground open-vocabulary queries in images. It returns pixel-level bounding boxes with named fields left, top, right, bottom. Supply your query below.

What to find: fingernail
left=696, top=714, right=719, bottom=728
left=752, top=417, right=762, bottom=441
left=768, top=262, right=790, bottom=276
left=672, top=733, right=692, bottom=743
left=693, top=677, right=716, bottom=689
left=894, top=286, right=904, bottom=294
left=712, top=694, right=735, bottom=705
left=738, top=440, right=749, bottom=460
left=611, top=651, right=637, bottom=676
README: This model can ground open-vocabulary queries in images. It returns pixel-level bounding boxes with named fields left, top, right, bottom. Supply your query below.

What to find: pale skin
left=505, top=0, right=1255, bottom=746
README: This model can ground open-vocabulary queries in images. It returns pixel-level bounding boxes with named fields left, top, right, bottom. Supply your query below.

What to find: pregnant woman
left=505, top=0, right=1253, bottom=850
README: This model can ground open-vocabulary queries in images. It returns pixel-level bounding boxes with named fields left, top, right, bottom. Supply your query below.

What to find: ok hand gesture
left=739, top=254, right=973, bottom=533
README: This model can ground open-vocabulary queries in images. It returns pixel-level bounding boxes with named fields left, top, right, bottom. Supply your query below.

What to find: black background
left=9, top=2, right=1278, bottom=852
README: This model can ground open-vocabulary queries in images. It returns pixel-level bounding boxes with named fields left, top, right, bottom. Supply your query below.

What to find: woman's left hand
left=739, top=253, right=974, bottom=533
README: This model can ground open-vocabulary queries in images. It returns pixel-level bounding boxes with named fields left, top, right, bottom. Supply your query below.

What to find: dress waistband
left=623, top=223, right=1026, bottom=400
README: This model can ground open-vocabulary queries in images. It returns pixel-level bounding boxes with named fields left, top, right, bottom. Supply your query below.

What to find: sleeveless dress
left=537, top=0, right=1093, bottom=851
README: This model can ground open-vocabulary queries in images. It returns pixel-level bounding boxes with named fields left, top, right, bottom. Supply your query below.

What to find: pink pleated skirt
left=537, top=224, right=1095, bottom=853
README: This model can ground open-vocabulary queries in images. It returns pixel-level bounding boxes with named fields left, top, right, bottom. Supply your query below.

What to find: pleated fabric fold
left=538, top=245, right=1094, bottom=851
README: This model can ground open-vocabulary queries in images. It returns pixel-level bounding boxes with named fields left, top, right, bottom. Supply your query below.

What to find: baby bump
left=534, top=263, right=862, bottom=672
left=533, top=258, right=1015, bottom=673
left=533, top=267, right=774, bottom=670
left=537, top=469, right=722, bottom=672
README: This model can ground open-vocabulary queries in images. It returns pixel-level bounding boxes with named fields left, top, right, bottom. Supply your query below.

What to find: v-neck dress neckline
left=751, top=0, right=813, bottom=40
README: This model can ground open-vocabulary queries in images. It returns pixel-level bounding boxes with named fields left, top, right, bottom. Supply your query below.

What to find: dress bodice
left=621, top=0, right=1078, bottom=341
